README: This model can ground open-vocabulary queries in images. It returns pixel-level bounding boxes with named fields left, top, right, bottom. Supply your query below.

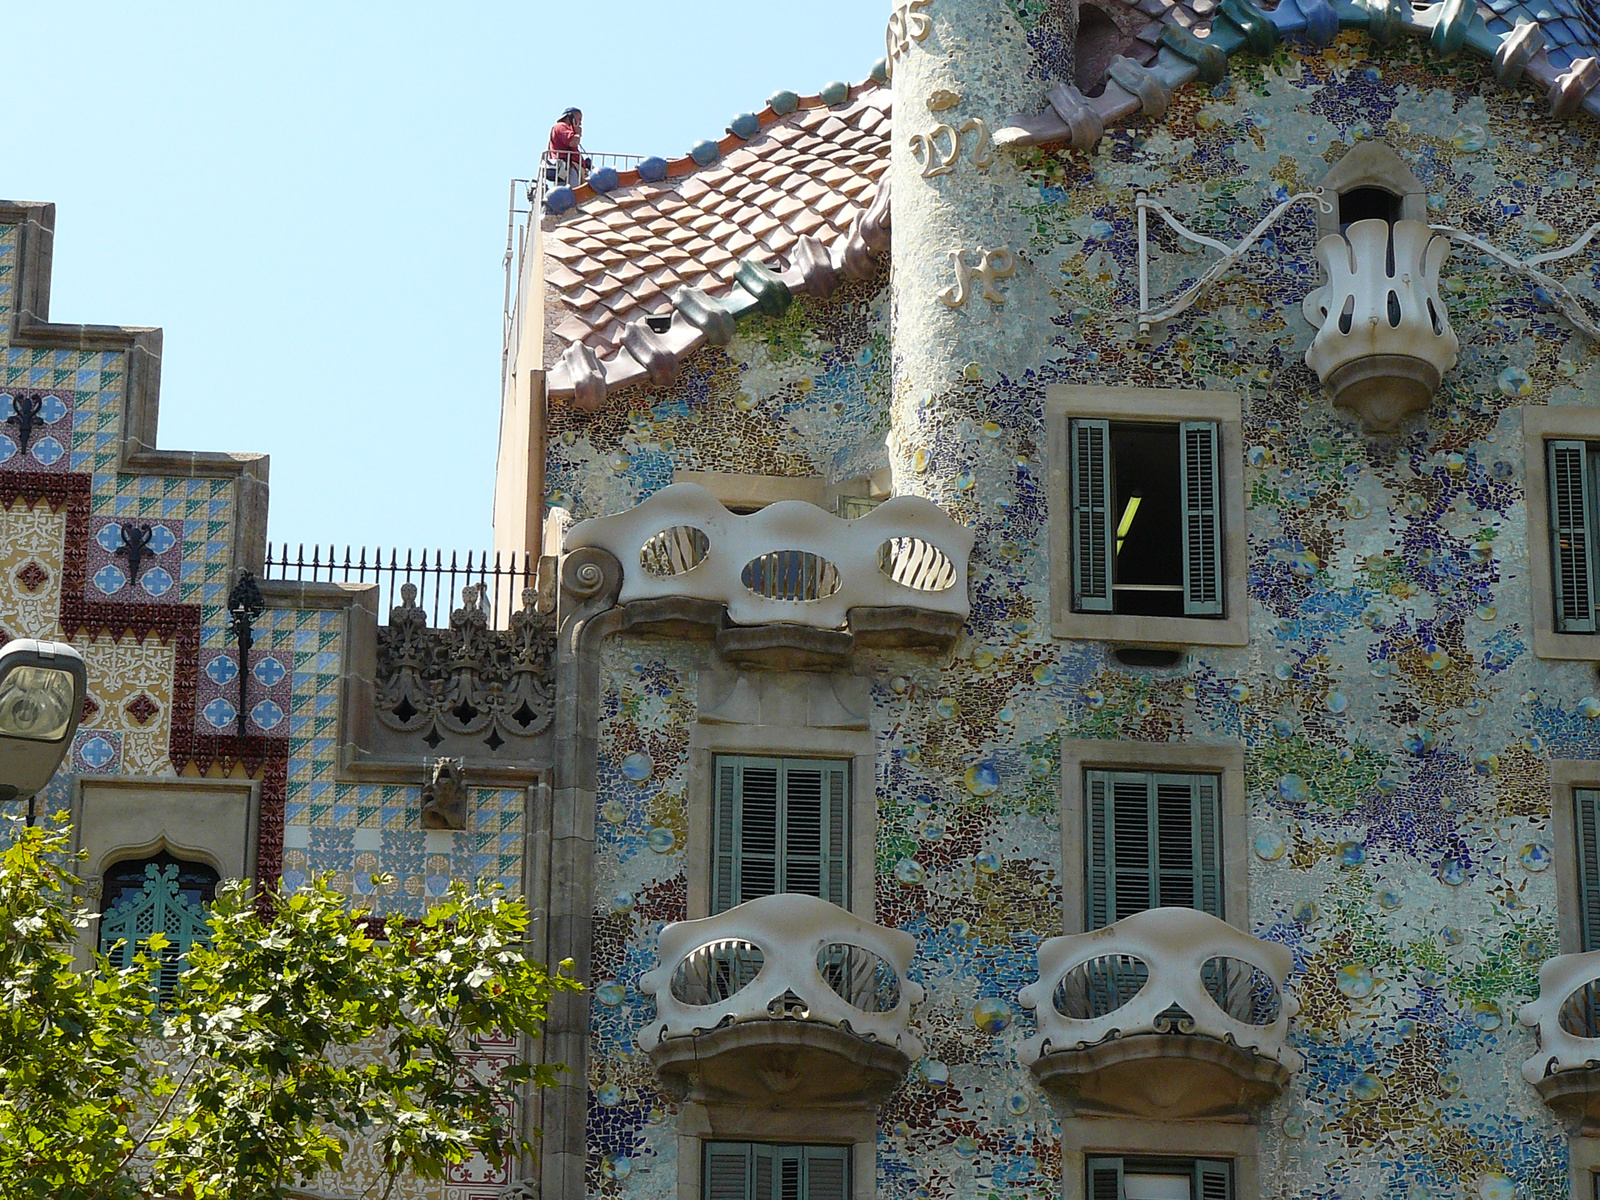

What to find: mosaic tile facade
left=549, top=12, right=1600, bottom=1200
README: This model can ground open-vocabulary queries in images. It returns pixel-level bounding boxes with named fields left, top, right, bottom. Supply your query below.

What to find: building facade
left=495, top=1, right=1600, bottom=1199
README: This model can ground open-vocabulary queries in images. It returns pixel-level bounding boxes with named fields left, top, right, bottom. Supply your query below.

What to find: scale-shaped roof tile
left=541, top=74, right=893, bottom=407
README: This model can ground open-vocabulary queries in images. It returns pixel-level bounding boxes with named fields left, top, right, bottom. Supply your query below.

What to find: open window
left=1049, top=387, right=1245, bottom=647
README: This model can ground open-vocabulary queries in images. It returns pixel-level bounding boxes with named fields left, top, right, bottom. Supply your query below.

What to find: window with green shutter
left=712, top=757, right=849, bottom=914
left=1575, top=789, right=1600, bottom=952
left=1549, top=440, right=1599, bottom=633
left=1087, top=1157, right=1231, bottom=1200
left=1070, top=420, right=1224, bottom=619
left=98, top=852, right=218, bottom=1003
left=704, top=1143, right=849, bottom=1200
left=1085, top=770, right=1223, bottom=928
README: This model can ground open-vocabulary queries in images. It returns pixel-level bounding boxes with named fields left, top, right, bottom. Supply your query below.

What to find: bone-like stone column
left=888, top=0, right=1072, bottom=513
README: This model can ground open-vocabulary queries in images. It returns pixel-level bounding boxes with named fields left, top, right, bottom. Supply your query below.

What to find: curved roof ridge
left=545, top=63, right=890, bottom=215
left=542, top=68, right=892, bottom=410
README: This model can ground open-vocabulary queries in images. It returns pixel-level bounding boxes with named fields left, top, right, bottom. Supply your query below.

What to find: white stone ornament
left=637, top=893, right=925, bottom=1058
left=1017, top=906, right=1303, bottom=1070
left=563, top=482, right=971, bottom=629
left=1519, top=948, right=1600, bottom=1080
left=1303, top=218, right=1459, bottom=432
left=937, top=247, right=1016, bottom=307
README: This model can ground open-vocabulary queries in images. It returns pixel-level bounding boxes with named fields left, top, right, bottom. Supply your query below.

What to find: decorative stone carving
left=375, top=583, right=555, bottom=756
left=1303, top=219, right=1459, bottom=432
left=936, top=246, right=1016, bottom=307
left=885, top=0, right=932, bottom=76
left=909, top=119, right=994, bottom=178
left=420, top=757, right=467, bottom=830
left=638, top=893, right=923, bottom=1106
left=1018, top=907, right=1300, bottom=1119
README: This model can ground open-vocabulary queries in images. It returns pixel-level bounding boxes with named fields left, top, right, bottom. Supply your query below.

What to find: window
left=1575, top=788, right=1600, bottom=951
left=98, top=852, right=218, bottom=1000
left=1547, top=440, right=1600, bottom=633
left=1088, top=1158, right=1232, bottom=1200
left=1085, top=770, right=1221, bottom=929
left=713, top=756, right=849, bottom=914
left=1070, top=419, right=1221, bottom=619
left=1337, top=186, right=1401, bottom=231
left=1048, top=387, right=1245, bottom=647
left=705, top=1143, right=848, bottom=1200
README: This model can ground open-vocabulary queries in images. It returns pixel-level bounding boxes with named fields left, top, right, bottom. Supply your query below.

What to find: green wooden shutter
left=804, top=1146, right=849, bottom=1200
left=98, top=862, right=212, bottom=1002
left=1180, top=420, right=1223, bottom=616
left=1071, top=418, right=1114, bottom=612
left=1110, top=772, right=1153, bottom=922
left=738, top=761, right=781, bottom=905
left=713, top=760, right=741, bottom=914
left=1087, top=1157, right=1125, bottom=1200
left=706, top=1143, right=753, bottom=1200
left=823, top=763, right=848, bottom=909
left=714, top=758, right=850, bottom=913
left=1193, top=1160, right=1232, bottom=1200
left=754, top=1145, right=775, bottom=1200
left=1578, top=789, right=1600, bottom=952
left=777, top=1147, right=802, bottom=1200
left=1086, top=770, right=1112, bottom=930
left=1550, top=440, right=1597, bottom=633
left=1086, top=771, right=1222, bottom=928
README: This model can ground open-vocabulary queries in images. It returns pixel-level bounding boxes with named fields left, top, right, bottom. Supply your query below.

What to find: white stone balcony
left=1017, top=907, right=1301, bottom=1120
left=1519, top=949, right=1600, bottom=1131
left=637, top=893, right=923, bottom=1107
left=1303, top=218, right=1459, bottom=433
left=564, top=483, right=971, bottom=666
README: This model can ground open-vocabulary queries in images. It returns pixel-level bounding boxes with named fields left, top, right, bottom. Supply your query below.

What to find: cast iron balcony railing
left=1303, top=218, right=1460, bottom=433
left=637, top=894, right=923, bottom=1107
left=563, top=483, right=971, bottom=662
left=1017, top=907, right=1301, bottom=1120
left=1519, top=949, right=1600, bottom=1131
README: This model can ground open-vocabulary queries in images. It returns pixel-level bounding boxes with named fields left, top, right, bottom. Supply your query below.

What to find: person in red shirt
left=545, top=107, right=591, bottom=187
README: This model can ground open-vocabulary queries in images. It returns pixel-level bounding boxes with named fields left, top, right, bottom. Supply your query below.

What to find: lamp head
left=0, top=638, right=88, bottom=803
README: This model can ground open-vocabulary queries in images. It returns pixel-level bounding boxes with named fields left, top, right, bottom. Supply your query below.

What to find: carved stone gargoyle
left=420, top=757, right=467, bottom=830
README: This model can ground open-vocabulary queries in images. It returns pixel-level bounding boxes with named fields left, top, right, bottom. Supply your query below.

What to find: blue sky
left=9, top=2, right=885, bottom=557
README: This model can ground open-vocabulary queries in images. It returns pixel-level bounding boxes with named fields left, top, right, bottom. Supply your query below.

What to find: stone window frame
left=686, top=671, right=877, bottom=921
left=1059, top=739, right=1248, bottom=935
left=1046, top=385, right=1248, bottom=648
left=1523, top=406, right=1600, bottom=661
left=1548, top=759, right=1600, bottom=956
left=675, top=1127, right=875, bottom=1200
left=1570, top=1134, right=1600, bottom=1200
left=1059, top=1117, right=1259, bottom=1200
left=673, top=469, right=826, bottom=512
left=69, top=775, right=261, bottom=968
left=1314, top=141, right=1428, bottom=238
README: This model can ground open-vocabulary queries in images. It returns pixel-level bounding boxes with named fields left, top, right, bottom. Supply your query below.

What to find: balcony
left=1303, top=218, right=1459, bottom=433
left=637, top=894, right=924, bottom=1107
left=1017, top=908, right=1301, bottom=1120
left=564, top=483, right=972, bottom=667
left=1519, top=950, right=1600, bottom=1131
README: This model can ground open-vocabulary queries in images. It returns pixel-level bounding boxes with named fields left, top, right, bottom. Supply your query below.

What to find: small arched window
left=1337, top=186, right=1401, bottom=232
left=99, top=852, right=219, bottom=1001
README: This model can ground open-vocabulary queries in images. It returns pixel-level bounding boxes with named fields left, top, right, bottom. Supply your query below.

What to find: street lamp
left=0, top=638, right=88, bottom=819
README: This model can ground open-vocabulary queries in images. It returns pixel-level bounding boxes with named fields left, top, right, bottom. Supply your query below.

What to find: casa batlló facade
left=14, top=0, right=1600, bottom=1197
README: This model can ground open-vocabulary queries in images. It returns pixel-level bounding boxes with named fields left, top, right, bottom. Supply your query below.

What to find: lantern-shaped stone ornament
left=1303, top=218, right=1459, bottom=433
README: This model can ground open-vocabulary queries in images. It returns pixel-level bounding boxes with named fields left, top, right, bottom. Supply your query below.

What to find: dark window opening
left=1111, top=423, right=1184, bottom=617
left=1074, top=5, right=1126, bottom=98
left=1338, top=186, right=1401, bottom=230
left=98, top=852, right=219, bottom=1003
left=1112, top=646, right=1186, bottom=669
left=645, top=314, right=673, bottom=334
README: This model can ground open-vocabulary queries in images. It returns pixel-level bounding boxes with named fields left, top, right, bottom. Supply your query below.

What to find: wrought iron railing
left=262, top=543, right=537, bottom=628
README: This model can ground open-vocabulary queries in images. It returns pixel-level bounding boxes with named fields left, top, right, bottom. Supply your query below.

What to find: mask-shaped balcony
left=1519, top=950, right=1600, bottom=1131
left=1017, top=908, right=1301, bottom=1120
left=564, top=483, right=972, bottom=668
left=637, top=894, right=924, bottom=1107
left=1303, top=219, right=1459, bottom=434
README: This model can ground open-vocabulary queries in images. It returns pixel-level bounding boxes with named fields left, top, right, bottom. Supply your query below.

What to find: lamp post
left=227, top=571, right=264, bottom=739
left=0, top=638, right=88, bottom=824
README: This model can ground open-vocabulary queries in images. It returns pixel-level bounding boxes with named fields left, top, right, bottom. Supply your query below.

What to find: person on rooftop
left=545, top=107, right=591, bottom=188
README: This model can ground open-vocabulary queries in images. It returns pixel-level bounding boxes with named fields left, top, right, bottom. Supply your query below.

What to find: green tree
left=0, top=818, right=578, bottom=1200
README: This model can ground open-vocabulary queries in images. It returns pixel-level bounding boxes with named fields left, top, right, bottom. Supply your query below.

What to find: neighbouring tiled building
left=490, top=1, right=1600, bottom=1199
left=18, top=0, right=1600, bottom=1197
